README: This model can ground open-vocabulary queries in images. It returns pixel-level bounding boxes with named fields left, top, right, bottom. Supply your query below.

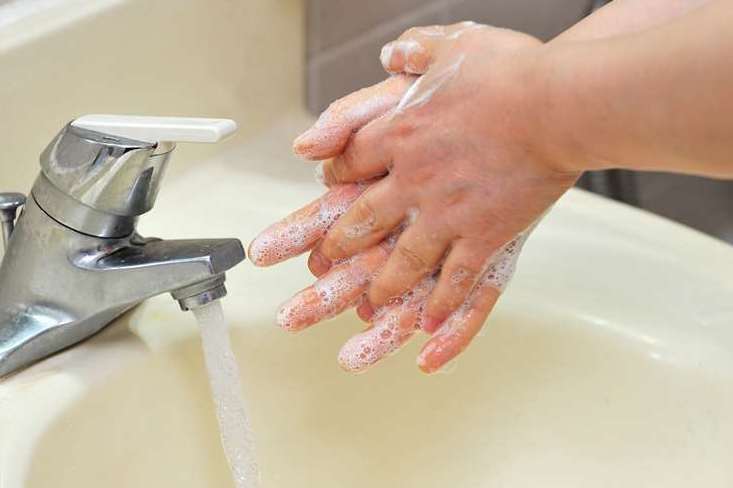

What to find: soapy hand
left=295, top=24, right=578, bottom=324
left=249, top=184, right=527, bottom=373
left=251, top=23, right=575, bottom=373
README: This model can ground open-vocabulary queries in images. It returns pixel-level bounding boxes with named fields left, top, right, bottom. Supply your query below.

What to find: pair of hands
left=249, top=23, right=580, bottom=373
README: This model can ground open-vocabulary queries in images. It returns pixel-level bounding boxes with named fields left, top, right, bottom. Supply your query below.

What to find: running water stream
left=192, top=301, right=259, bottom=488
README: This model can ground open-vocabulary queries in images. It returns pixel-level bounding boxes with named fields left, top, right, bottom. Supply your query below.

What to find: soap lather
left=0, top=115, right=245, bottom=378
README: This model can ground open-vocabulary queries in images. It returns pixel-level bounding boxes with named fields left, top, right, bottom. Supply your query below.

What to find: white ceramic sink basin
left=2, top=122, right=733, bottom=487
left=1, top=3, right=732, bottom=485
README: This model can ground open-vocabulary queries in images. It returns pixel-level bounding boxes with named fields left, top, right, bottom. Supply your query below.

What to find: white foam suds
left=314, top=161, right=326, bottom=186
left=406, top=207, right=420, bottom=224
left=249, top=186, right=359, bottom=266
left=379, top=43, right=395, bottom=71
left=480, top=232, right=528, bottom=291
left=449, top=266, right=471, bottom=285
left=338, top=276, right=436, bottom=372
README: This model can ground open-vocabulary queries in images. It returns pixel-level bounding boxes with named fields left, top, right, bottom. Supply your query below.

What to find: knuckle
left=390, top=116, right=417, bottom=139
left=391, top=157, right=433, bottom=185
left=448, top=263, right=481, bottom=286
left=322, top=232, right=349, bottom=259
left=395, top=242, right=431, bottom=273
left=322, top=160, right=338, bottom=184
left=336, top=145, right=359, bottom=176
left=440, top=180, right=473, bottom=206
left=427, top=292, right=458, bottom=317
left=369, top=279, right=396, bottom=304
left=353, top=195, right=378, bottom=225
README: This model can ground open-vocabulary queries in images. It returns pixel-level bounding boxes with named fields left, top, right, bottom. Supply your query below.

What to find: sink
left=2, top=122, right=733, bottom=487
left=1, top=1, right=733, bottom=486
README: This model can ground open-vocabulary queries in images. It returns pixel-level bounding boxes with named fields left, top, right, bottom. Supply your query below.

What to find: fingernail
left=380, top=42, right=395, bottom=70
left=416, top=348, right=436, bottom=374
left=308, top=250, right=332, bottom=277
left=313, top=161, right=326, bottom=186
left=276, top=297, right=302, bottom=332
left=247, top=236, right=268, bottom=267
left=356, top=300, right=374, bottom=321
left=317, top=160, right=338, bottom=187
left=320, top=239, right=347, bottom=263
left=293, top=128, right=316, bottom=155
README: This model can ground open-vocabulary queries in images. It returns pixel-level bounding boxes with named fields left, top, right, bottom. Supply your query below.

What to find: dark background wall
left=305, top=0, right=733, bottom=244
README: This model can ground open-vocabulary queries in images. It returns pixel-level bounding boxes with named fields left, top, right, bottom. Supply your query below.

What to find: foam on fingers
left=293, top=75, right=416, bottom=160
left=417, top=231, right=529, bottom=372
left=480, top=232, right=529, bottom=292
left=276, top=244, right=391, bottom=331
left=417, top=285, right=499, bottom=374
left=395, top=54, right=465, bottom=115
left=338, top=276, right=436, bottom=372
left=248, top=184, right=366, bottom=267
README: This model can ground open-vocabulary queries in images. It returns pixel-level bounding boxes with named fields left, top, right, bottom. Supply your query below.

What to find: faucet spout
left=0, top=196, right=245, bottom=378
left=74, top=235, right=244, bottom=308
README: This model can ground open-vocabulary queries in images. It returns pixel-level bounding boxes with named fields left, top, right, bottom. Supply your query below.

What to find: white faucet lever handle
left=71, top=115, right=237, bottom=144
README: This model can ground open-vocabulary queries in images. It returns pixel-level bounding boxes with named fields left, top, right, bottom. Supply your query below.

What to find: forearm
left=553, top=0, right=711, bottom=42
left=537, top=0, right=733, bottom=178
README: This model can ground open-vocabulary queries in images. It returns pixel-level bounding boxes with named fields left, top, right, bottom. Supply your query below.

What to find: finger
left=355, top=297, right=374, bottom=322
left=338, top=277, right=435, bottom=372
left=380, top=22, right=481, bottom=75
left=423, top=232, right=529, bottom=334
left=293, top=75, right=415, bottom=160
left=368, top=217, right=451, bottom=307
left=422, top=238, right=492, bottom=333
left=276, top=244, right=391, bottom=332
left=307, top=247, right=332, bottom=277
left=319, top=113, right=394, bottom=186
left=248, top=183, right=366, bottom=267
left=417, top=283, right=500, bottom=374
left=381, top=29, right=441, bottom=75
left=319, top=177, right=408, bottom=262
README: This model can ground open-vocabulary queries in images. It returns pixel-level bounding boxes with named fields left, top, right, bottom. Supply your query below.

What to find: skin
left=252, top=0, right=727, bottom=373
left=541, top=2, right=733, bottom=178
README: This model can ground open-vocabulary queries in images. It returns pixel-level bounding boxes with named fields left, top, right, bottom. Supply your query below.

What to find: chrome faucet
left=0, top=115, right=245, bottom=378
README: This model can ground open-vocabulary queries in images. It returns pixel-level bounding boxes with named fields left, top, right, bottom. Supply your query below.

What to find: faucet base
left=0, top=304, right=130, bottom=378
left=0, top=197, right=245, bottom=378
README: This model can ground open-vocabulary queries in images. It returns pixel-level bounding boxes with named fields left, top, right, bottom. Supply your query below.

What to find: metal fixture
left=0, top=115, right=244, bottom=377
left=0, top=192, right=25, bottom=251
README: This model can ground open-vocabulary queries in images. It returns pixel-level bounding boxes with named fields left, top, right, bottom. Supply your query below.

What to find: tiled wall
left=306, top=0, right=593, bottom=113
left=634, top=173, right=733, bottom=243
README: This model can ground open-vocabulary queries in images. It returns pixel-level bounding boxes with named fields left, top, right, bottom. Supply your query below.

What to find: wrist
left=524, top=44, right=598, bottom=176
